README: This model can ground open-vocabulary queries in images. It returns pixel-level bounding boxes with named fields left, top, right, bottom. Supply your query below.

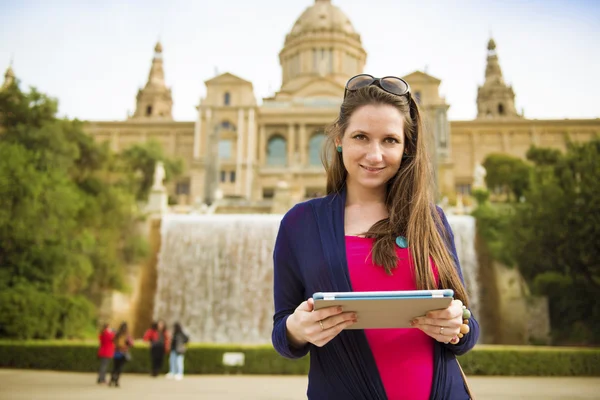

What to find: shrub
left=0, top=342, right=598, bottom=376
left=0, top=286, right=95, bottom=340
left=56, top=295, right=95, bottom=339
left=0, top=285, right=61, bottom=339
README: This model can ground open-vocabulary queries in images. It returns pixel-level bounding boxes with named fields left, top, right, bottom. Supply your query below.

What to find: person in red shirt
left=143, top=320, right=170, bottom=376
left=97, top=323, right=115, bottom=384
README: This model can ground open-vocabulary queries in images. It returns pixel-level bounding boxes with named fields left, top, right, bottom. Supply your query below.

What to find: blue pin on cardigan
left=395, top=236, right=408, bottom=248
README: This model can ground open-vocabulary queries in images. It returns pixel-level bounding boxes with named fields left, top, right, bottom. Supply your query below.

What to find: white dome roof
left=288, top=0, right=357, bottom=39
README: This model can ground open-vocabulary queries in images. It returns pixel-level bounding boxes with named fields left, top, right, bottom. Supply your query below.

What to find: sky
left=1, top=0, right=599, bottom=122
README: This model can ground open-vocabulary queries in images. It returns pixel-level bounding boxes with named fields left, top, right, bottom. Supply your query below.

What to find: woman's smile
left=360, top=165, right=386, bottom=173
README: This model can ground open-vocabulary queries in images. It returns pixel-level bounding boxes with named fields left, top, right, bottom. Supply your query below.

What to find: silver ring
left=319, top=320, right=324, bottom=331
left=439, top=326, right=444, bottom=335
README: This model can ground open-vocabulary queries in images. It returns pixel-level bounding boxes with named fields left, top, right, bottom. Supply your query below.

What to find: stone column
left=203, top=111, right=220, bottom=206
left=470, top=131, right=479, bottom=164
left=246, top=108, right=256, bottom=200
left=170, top=130, right=177, bottom=155
left=259, top=124, right=266, bottom=165
left=287, top=123, right=295, bottom=167
left=205, top=109, right=212, bottom=141
left=193, top=105, right=203, bottom=159
left=299, top=124, right=307, bottom=166
left=236, top=108, right=245, bottom=194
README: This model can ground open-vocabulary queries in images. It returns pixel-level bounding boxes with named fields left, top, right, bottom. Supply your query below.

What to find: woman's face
left=157, top=321, right=165, bottom=330
left=338, top=104, right=405, bottom=193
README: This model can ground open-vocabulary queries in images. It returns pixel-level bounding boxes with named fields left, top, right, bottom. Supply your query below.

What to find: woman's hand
left=410, top=299, right=463, bottom=343
left=286, top=298, right=357, bottom=348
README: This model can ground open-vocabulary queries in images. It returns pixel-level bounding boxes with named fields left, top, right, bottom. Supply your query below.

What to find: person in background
left=109, top=322, right=133, bottom=388
left=166, top=322, right=189, bottom=381
left=143, top=320, right=170, bottom=376
left=97, top=323, right=114, bottom=384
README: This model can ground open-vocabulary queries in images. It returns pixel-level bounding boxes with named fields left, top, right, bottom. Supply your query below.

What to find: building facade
left=5, top=0, right=598, bottom=208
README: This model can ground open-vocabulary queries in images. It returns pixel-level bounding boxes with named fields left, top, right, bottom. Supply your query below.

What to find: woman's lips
left=360, top=165, right=385, bottom=173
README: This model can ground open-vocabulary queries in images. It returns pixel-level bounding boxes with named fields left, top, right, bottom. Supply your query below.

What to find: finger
left=413, top=325, right=454, bottom=343
left=426, top=306, right=461, bottom=320
left=427, top=300, right=463, bottom=319
left=306, top=298, right=315, bottom=311
left=426, top=309, right=456, bottom=320
left=411, top=317, right=460, bottom=329
left=296, top=300, right=313, bottom=312
left=320, top=312, right=357, bottom=330
left=312, top=305, right=344, bottom=322
left=314, top=318, right=356, bottom=347
left=416, top=323, right=460, bottom=338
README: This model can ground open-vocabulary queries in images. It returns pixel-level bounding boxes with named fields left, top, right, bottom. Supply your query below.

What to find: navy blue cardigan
left=272, top=189, right=479, bottom=400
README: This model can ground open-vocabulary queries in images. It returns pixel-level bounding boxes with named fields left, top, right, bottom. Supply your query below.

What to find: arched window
left=498, top=103, right=505, bottom=115
left=267, top=135, right=287, bottom=166
left=146, top=105, right=153, bottom=116
left=220, top=120, right=236, bottom=131
left=309, top=132, right=326, bottom=166
left=224, top=92, right=231, bottom=106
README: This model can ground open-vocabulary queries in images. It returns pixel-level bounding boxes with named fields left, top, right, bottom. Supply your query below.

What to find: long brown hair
left=322, top=85, right=469, bottom=306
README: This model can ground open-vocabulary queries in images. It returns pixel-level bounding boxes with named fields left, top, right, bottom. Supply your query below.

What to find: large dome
left=276, top=0, right=366, bottom=100
left=287, top=0, right=358, bottom=41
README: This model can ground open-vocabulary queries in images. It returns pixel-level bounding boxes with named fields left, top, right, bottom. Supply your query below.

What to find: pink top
left=345, top=235, right=438, bottom=400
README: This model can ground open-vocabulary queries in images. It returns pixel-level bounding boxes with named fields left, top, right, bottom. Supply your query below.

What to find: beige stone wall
left=450, top=118, right=600, bottom=193
left=84, top=115, right=600, bottom=206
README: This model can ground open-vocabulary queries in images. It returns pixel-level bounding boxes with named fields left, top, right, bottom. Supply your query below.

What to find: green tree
left=509, top=139, right=600, bottom=343
left=120, top=140, right=183, bottom=201
left=0, top=81, right=150, bottom=338
left=482, top=153, right=532, bottom=201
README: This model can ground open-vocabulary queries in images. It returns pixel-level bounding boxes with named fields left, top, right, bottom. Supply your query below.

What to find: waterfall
left=446, top=215, right=480, bottom=319
left=154, top=214, right=282, bottom=344
left=153, top=213, right=479, bottom=343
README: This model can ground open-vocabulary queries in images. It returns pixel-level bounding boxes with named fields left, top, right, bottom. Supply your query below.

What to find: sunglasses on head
left=342, top=74, right=418, bottom=146
left=343, top=74, right=412, bottom=101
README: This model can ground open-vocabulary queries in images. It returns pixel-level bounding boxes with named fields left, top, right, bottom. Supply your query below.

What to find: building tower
left=131, top=42, right=173, bottom=120
left=477, top=38, right=522, bottom=119
left=1, top=63, right=15, bottom=90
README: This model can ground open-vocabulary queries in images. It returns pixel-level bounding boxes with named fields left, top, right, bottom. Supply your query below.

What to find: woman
left=271, top=75, right=479, bottom=399
left=96, top=323, right=114, bottom=384
left=166, top=322, right=189, bottom=381
left=143, top=320, right=170, bottom=376
left=109, top=322, right=133, bottom=388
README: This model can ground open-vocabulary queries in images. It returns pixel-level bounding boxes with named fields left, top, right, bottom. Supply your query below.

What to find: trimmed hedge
left=0, top=341, right=598, bottom=376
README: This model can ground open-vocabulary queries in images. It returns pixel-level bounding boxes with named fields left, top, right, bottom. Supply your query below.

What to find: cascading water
left=153, top=214, right=282, bottom=344
left=445, top=215, right=480, bottom=319
left=153, top=213, right=479, bottom=343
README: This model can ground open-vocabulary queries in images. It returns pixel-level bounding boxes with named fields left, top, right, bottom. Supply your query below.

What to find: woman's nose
left=365, top=143, right=383, bottom=163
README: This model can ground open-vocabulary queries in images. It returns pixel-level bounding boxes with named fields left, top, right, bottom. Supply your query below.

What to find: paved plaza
left=1, top=369, right=599, bottom=399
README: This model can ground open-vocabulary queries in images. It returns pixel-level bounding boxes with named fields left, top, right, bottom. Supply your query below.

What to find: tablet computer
left=312, top=289, right=454, bottom=330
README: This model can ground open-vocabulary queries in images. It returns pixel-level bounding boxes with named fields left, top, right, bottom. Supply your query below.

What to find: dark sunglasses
left=342, top=74, right=418, bottom=146
left=343, top=74, right=412, bottom=101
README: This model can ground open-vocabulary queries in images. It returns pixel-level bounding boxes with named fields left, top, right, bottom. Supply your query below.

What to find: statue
left=152, top=161, right=166, bottom=191
left=473, top=163, right=487, bottom=189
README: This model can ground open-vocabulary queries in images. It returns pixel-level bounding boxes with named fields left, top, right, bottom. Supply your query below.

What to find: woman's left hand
left=410, top=299, right=463, bottom=343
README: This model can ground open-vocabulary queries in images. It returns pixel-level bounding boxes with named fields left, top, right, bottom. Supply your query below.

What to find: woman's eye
left=353, top=134, right=367, bottom=140
left=384, top=137, right=400, bottom=144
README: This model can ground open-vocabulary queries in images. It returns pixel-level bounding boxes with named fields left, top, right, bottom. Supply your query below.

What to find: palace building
left=4, top=0, right=598, bottom=209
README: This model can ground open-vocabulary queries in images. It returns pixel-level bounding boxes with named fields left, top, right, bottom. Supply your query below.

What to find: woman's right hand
left=286, top=298, right=357, bottom=348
